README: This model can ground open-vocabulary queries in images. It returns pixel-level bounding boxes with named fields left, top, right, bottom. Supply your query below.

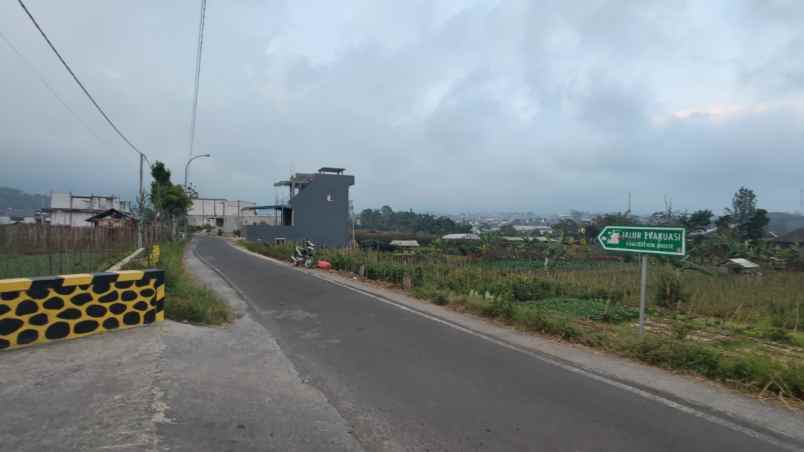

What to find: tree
left=729, top=187, right=757, bottom=227
left=357, top=205, right=471, bottom=235
left=149, top=161, right=192, bottom=237
left=725, top=187, right=768, bottom=241
left=499, top=224, right=518, bottom=236
left=744, top=208, right=769, bottom=241
left=683, top=209, right=713, bottom=232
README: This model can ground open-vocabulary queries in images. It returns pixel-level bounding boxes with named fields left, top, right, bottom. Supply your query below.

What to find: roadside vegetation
left=241, top=238, right=804, bottom=402
left=126, top=240, right=231, bottom=325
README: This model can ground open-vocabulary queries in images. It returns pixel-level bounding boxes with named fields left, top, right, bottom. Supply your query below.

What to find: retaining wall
left=0, top=269, right=165, bottom=351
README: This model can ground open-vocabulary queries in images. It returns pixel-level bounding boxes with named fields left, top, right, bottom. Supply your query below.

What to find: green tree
left=683, top=209, right=714, bottom=231
left=149, top=161, right=192, bottom=237
left=728, top=187, right=757, bottom=227
left=744, top=208, right=769, bottom=241
left=499, top=224, right=518, bottom=236
left=725, top=187, right=768, bottom=240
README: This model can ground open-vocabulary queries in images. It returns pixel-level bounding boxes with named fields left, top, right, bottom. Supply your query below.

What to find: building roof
left=724, top=258, right=760, bottom=269
left=502, top=236, right=525, bottom=242
left=442, top=233, right=481, bottom=240
left=390, top=240, right=420, bottom=247
left=243, top=205, right=291, bottom=211
left=85, top=208, right=135, bottom=223
left=318, top=167, right=346, bottom=174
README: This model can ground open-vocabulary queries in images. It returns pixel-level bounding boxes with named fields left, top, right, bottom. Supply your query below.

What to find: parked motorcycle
left=291, top=240, right=316, bottom=268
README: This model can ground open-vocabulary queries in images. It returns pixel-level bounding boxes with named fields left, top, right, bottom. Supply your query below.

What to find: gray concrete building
left=245, top=167, right=355, bottom=247
left=187, top=198, right=262, bottom=234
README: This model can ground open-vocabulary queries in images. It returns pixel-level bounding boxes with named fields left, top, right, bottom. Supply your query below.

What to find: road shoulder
left=174, top=239, right=364, bottom=452
left=229, top=239, right=804, bottom=447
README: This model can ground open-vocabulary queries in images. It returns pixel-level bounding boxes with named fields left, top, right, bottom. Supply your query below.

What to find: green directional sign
left=597, top=226, right=686, bottom=256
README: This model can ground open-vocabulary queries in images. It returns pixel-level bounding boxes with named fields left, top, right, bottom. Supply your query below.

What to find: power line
left=188, top=0, right=207, bottom=157
left=0, top=29, right=109, bottom=148
left=17, top=0, right=147, bottom=159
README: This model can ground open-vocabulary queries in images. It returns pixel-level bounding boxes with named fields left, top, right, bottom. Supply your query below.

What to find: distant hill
left=0, top=187, right=49, bottom=217
left=767, top=211, right=804, bottom=235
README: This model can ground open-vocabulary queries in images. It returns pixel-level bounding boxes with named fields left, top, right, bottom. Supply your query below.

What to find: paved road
left=196, top=237, right=791, bottom=452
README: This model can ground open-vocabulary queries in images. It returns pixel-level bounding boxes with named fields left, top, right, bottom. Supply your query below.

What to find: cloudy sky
left=1, top=1, right=802, bottom=214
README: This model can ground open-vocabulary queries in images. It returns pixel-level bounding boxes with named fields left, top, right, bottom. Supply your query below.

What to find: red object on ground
left=317, top=260, right=332, bottom=270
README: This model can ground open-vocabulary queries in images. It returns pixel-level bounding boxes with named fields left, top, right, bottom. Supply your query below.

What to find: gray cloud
left=1, top=0, right=802, bottom=215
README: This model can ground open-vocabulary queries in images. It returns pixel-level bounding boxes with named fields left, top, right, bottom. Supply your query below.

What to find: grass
left=125, top=241, right=231, bottom=325
left=244, top=241, right=804, bottom=400
left=0, top=249, right=133, bottom=279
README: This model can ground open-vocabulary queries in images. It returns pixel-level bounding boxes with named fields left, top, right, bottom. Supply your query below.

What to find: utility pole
left=138, top=153, right=144, bottom=249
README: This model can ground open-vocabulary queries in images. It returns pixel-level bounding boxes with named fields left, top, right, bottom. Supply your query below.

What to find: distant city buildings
left=186, top=198, right=261, bottom=234
left=47, top=192, right=131, bottom=227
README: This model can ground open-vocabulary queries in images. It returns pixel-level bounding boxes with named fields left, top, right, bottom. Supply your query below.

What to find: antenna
left=800, top=189, right=803, bottom=214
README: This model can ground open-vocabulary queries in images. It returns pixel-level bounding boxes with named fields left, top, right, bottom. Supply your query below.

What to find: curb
left=107, top=248, right=145, bottom=272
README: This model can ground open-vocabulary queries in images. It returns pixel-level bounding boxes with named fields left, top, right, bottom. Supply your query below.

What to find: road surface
left=195, top=237, right=794, bottom=452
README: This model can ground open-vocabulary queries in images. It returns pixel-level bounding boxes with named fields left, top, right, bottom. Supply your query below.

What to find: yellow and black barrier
left=0, top=269, right=165, bottom=351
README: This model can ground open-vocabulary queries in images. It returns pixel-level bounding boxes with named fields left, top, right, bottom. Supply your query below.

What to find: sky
left=1, top=0, right=803, bottom=215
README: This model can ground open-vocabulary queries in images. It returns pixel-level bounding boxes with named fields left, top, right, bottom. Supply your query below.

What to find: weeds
left=126, top=241, right=231, bottom=325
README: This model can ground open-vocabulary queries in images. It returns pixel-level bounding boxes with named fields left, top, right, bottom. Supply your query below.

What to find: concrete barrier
left=0, top=270, right=165, bottom=351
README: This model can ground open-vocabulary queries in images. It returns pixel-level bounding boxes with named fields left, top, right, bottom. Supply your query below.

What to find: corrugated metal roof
left=390, top=240, right=419, bottom=247
left=726, top=258, right=760, bottom=269
left=442, top=233, right=481, bottom=240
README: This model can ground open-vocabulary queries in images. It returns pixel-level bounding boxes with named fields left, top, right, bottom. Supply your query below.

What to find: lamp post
left=184, top=153, right=211, bottom=189
left=183, top=153, right=210, bottom=237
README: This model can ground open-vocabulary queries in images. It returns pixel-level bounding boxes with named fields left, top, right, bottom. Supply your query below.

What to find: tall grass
left=126, top=241, right=231, bottom=325
left=286, top=243, right=804, bottom=330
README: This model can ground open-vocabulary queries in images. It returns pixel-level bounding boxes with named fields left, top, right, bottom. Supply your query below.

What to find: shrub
left=483, top=297, right=515, bottom=320
left=511, top=279, right=557, bottom=302
left=671, top=321, right=695, bottom=340
left=763, top=327, right=792, bottom=344
left=655, top=270, right=687, bottom=309
left=432, top=292, right=449, bottom=306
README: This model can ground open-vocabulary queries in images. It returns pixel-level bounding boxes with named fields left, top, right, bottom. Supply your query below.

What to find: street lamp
left=184, top=153, right=211, bottom=188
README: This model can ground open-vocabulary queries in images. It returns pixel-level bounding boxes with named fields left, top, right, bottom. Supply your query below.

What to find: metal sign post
left=597, top=226, right=686, bottom=337
left=639, top=254, right=648, bottom=336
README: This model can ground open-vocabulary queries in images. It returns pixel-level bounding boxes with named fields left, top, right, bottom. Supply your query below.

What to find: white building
left=442, top=233, right=481, bottom=241
left=48, top=192, right=131, bottom=227
left=187, top=198, right=270, bottom=233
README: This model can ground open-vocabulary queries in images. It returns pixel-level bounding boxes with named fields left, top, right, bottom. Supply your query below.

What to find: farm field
left=242, top=240, right=804, bottom=402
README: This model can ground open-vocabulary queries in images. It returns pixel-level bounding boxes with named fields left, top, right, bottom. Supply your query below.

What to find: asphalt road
left=195, top=237, right=791, bottom=452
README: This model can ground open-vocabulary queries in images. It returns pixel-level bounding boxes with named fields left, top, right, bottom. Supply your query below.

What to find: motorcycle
left=291, top=240, right=316, bottom=268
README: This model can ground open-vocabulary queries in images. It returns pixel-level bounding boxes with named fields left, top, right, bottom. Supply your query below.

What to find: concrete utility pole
left=138, top=153, right=144, bottom=249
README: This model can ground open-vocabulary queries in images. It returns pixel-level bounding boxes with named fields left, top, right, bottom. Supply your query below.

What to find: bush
left=763, top=327, right=792, bottom=344
left=511, top=279, right=557, bottom=302
left=655, top=270, right=687, bottom=309
left=671, top=321, right=695, bottom=340
left=483, top=297, right=515, bottom=320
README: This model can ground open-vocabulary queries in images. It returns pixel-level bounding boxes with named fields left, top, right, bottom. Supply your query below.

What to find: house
left=245, top=167, right=355, bottom=247
left=47, top=192, right=132, bottom=227
left=442, top=233, right=481, bottom=241
left=186, top=198, right=258, bottom=233
left=85, top=208, right=136, bottom=228
left=502, top=236, right=525, bottom=242
left=513, top=225, right=552, bottom=235
left=720, top=258, right=760, bottom=274
left=390, top=240, right=420, bottom=248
